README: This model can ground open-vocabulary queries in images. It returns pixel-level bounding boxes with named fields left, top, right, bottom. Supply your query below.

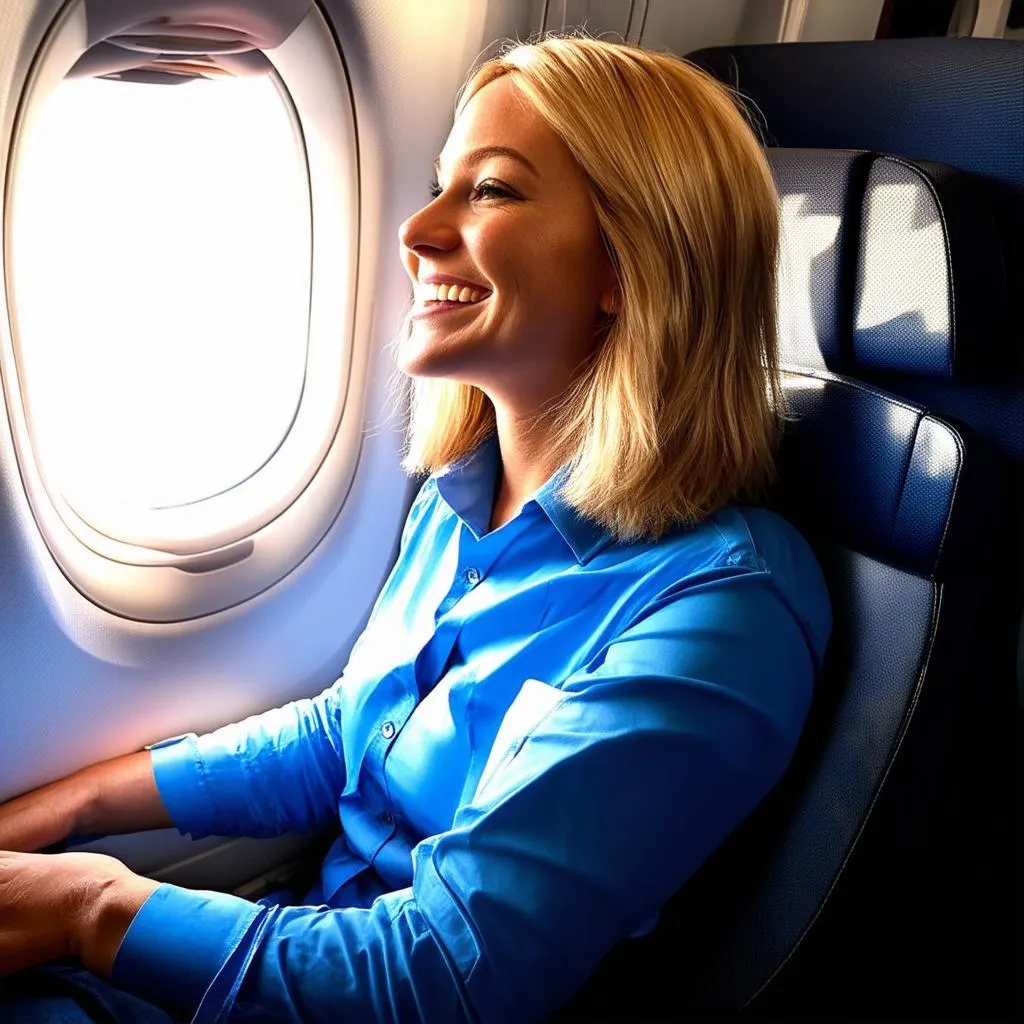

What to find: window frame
left=1, top=1, right=366, bottom=621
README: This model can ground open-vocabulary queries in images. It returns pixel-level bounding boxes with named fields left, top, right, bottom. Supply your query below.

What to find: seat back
left=551, top=148, right=1015, bottom=1021
left=688, top=37, right=1024, bottom=685
left=687, top=44, right=1022, bottom=1014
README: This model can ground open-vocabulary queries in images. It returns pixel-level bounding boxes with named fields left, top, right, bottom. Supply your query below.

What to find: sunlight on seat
left=856, top=180, right=947, bottom=335
left=778, top=193, right=842, bottom=364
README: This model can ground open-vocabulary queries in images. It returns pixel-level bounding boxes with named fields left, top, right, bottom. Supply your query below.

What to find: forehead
left=438, top=75, right=569, bottom=174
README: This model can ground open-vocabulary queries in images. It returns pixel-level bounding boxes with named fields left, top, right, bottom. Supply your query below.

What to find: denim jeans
left=0, top=961, right=175, bottom=1023
left=0, top=883, right=315, bottom=1021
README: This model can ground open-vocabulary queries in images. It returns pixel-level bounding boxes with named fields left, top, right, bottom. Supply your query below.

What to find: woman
left=0, top=37, right=830, bottom=1023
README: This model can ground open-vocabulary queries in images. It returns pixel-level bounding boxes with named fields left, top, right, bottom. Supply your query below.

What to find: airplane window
left=9, top=73, right=311, bottom=513
left=1, top=2, right=361, bottom=621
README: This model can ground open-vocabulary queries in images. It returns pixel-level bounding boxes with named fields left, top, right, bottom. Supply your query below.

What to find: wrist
left=0, top=776, right=85, bottom=853
left=74, top=870, right=160, bottom=977
left=68, top=765, right=104, bottom=836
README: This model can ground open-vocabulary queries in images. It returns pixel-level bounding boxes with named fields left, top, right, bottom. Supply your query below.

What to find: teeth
left=415, top=282, right=487, bottom=304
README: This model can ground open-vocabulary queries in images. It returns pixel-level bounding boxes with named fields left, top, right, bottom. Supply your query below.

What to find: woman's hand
left=0, top=850, right=159, bottom=978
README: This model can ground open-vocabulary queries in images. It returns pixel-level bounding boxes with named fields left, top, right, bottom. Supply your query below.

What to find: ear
left=598, top=259, right=620, bottom=317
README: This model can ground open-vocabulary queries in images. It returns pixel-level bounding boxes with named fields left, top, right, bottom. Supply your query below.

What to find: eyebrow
left=433, top=145, right=540, bottom=180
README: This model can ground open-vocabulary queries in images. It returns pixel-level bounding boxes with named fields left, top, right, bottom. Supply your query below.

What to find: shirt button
left=380, top=721, right=396, bottom=740
left=380, top=811, right=395, bottom=825
left=465, top=567, right=481, bottom=585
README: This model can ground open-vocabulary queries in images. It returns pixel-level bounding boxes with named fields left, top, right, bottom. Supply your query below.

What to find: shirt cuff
left=111, top=883, right=265, bottom=1022
left=149, top=733, right=219, bottom=838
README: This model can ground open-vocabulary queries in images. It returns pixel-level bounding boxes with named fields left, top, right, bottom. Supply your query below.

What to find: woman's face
left=398, top=75, right=616, bottom=409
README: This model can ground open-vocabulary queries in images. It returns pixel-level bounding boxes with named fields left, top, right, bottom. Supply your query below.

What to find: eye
left=427, top=178, right=518, bottom=203
left=470, top=180, right=516, bottom=202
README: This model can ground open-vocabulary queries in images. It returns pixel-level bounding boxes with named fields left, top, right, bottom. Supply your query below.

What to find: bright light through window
left=10, top=73, right=311, bottom=511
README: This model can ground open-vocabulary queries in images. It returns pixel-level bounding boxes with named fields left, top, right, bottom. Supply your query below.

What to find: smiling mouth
left=413, top=281, right=491, bottom=308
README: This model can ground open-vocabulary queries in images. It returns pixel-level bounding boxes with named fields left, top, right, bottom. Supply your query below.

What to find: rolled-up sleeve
left=150, top=683, right=348, bottom=840
left=113, top=567, right=827, bottom=1024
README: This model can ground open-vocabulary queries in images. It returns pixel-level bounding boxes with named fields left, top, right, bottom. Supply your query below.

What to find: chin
left=397, top=346, right=452, bottom=381
left=397, top=332, right=485, bottom=384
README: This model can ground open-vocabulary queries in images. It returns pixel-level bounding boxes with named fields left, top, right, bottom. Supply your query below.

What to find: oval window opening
left=10, top=71, right=312, bottom=514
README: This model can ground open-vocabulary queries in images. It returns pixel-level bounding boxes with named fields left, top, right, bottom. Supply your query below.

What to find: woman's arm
left=104, top=567, right=829, bottom=1024
left=0, top=679, right=351, bottom=853
left=0, top=750, right=172, bottom=853
left=148, top=685, right=348, bottom=841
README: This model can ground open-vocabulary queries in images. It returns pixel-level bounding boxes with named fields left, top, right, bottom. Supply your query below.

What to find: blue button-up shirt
left=112, top=436, right=831, bottom=1023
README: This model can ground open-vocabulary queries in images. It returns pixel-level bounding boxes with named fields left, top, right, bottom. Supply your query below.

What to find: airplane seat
left=686, top=36, right=1024, bottom=724
left=547, top=146, right=1015, bottom=1021
left=686, top=39, right=1022, bottom=1016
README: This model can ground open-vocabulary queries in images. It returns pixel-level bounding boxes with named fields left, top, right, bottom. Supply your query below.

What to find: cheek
left=464, top=207, right=607, bottom=339
left=533, top=204, right=607, bottom=285
left=467, top=220, right=516, bottom=278
left=534, top=229, right=608, bottom=323
left=482, top=221, right=601, bottom=313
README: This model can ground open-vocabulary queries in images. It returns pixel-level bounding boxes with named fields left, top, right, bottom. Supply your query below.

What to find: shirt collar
left=434, top=434, right=614, bottom=563
left=433, top=434, right=500, bottom=540
left=532, top=466, right=614, bottom=564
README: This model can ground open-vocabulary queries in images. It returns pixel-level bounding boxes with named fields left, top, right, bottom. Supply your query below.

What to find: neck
left=489, top=403, right=563, bottom=532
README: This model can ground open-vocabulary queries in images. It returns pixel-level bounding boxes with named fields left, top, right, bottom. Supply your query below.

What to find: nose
left=398, top=195, right=460, bottom=256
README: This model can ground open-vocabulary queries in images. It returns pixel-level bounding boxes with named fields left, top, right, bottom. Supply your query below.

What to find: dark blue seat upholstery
left=687, top=39, right=1023, bottom=635
left=684, top=43, right=1022, bottom=1015
left=684, top=39, right=1024, bottom=216
left=550, top=145, right=1015, bottom=1020
left=687, top=39, right=1023, bottom=479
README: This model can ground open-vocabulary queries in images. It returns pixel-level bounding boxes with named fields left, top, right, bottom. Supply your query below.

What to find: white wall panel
left=799, top=0, right=885, bottom=41
left=635, top=0, right=787, bottom=55
left=545, top=0, right=635, bottom=38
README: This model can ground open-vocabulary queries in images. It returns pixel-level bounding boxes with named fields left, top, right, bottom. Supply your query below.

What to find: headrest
left=770, top=149, right=1007, bottom=379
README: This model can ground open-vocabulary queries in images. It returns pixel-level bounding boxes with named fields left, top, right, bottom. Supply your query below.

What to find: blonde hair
left=403, top=37, right=782, bottom=539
